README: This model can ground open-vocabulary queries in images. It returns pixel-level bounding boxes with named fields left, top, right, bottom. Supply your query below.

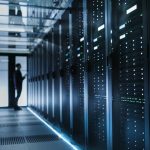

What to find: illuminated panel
left=0, top=24, right=33, bottom=32
left=119, top=24, right=126, bottom=30
left=126, top=5, right=137, bottom=14
left=120, top=34, right=126, bottom=39
left=98, top=24, right=105, bottom=31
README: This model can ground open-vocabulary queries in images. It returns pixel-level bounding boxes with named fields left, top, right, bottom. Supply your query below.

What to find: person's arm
left=22, top=73, right=27, bottom=80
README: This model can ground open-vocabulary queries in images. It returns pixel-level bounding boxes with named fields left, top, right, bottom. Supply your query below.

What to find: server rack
left=61, top=10, right=71, bottom=133
left=143, top=0, right=150, bottom=149
left=87, top=0, right=107, bottom=149
left=42, top=40, right=48, bottom=117
left=47, top=31, right=53, bottom=121
left=71, top=0, right=85, bottom=145
left=53, top=21, right=61, bottom=124
left=111, top=0, right=147, bottom=149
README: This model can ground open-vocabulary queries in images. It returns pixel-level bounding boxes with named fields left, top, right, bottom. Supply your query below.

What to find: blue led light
left=27, top=107, right=79, bottom=150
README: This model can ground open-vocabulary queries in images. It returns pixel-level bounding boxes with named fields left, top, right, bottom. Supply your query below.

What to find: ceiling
left=0, top=0, right=72, bottom=54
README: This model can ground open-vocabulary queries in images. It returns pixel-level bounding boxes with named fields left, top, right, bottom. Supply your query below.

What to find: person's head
left=15, top=63, right=21, bottom=70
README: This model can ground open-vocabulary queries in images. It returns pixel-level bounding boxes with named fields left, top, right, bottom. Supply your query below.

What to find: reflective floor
left=0, top=108, right=73, bottom=150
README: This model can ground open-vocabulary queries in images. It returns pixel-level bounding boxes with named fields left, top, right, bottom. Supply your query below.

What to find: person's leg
left=14, top=87, right=22, bottom=110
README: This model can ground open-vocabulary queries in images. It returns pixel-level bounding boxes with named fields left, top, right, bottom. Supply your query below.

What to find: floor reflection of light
left=27, top=107, right=79, bottom=150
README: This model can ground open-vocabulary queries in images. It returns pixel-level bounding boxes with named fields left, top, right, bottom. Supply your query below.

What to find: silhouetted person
left=13, top=63, right=26, bottom=110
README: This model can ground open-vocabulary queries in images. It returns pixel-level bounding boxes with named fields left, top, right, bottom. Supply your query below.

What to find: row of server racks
left=27, top=0, right=150, bottom=150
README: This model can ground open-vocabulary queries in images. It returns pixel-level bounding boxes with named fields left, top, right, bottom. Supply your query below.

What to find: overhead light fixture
left=0, top=41, right=34, bottom=46
left=0, top=48, right=29, bottom=52
left=27, top=107, right=80, bottom=150
left=0, top=37, right=28, bottom=42
left=0, top=25, right=33, bottom=32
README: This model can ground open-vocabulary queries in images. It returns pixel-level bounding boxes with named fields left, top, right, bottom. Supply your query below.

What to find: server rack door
left=41, top=44, right=44, bottom=114
left=32, top=54, right=35, bottom=108
left=45, top=39, right=50, bottom=118
left=59, top=24, right=63, bottom=125
left=143, top=0, right=150, bottom=149
left=87, top=0, right=107, bottom=149
left=35, top=50, right=38, bottom=109
left=27, top=56, right=30, bottom=106
left=112, top=0, right=145, bottom=149
left=61, top=10, right=71, bottom=133
left=38, top=46, right=42, bottom=112
left=53, top=22, right=60, bottom=124
left=43, top=41, right=47, bottom=117
left=47, top=32, right=53, bottom=121
left=29, top=55, right=32, bottom=107
left=72, top=0, right=85, bottom=145
left=39, top=46, right=42, bottom=112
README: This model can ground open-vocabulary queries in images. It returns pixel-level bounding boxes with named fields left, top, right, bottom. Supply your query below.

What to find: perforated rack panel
left=53, top=21, right=61, bottom=123
left=61, top=11, right=71, bottom=132
left=112, top=0, right=145, bottom=150
left=72, top=0, right=85, bottom=144
left=47, top=32, right=53, bottom=121
left=87, top=0, right=107, bottom=149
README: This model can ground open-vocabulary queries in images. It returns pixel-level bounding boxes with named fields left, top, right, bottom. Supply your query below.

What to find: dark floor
left=0, top=108, right=75, bottom=150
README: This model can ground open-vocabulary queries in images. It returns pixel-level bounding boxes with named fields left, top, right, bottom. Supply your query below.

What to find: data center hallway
left=0, top=108, right=74, bottom=150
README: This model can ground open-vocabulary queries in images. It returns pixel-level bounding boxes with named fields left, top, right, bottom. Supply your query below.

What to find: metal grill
left=0, top=137, right=26, bottom=145
left=0, top=122, right=42, bottom=127
left=25, top=134, right=59, bottom=143
left=0, top=134, right=59, bottom=145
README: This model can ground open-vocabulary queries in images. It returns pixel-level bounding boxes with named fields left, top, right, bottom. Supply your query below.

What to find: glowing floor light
left=27, top=107, right=79, bottom=150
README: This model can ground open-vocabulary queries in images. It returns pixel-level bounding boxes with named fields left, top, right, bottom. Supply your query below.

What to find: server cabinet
left=43, top=40, right=48, bottom=117
left=37, top=47, right=40, bottom=112
left=47, top=31, right=53, bottom=121
left=144, top=0, right=150, bottom=149
left=45, top=37, right=50, bottom=118
left=32, top=52, right=36, bottom=108
left=72, top=0, right=85, bottom=145
left=41, top=44, right=44, bottom=114
left=53, top=22, right=61, bottom=124
left=61, top=11, right=71, bottom=132
left=112, top=0, right=146, bottom=149
left=35, top=50, right=38, bottom=109
left=87, top=0, right=108, bottom=149
left=27, top=55, right=32, bottom=106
